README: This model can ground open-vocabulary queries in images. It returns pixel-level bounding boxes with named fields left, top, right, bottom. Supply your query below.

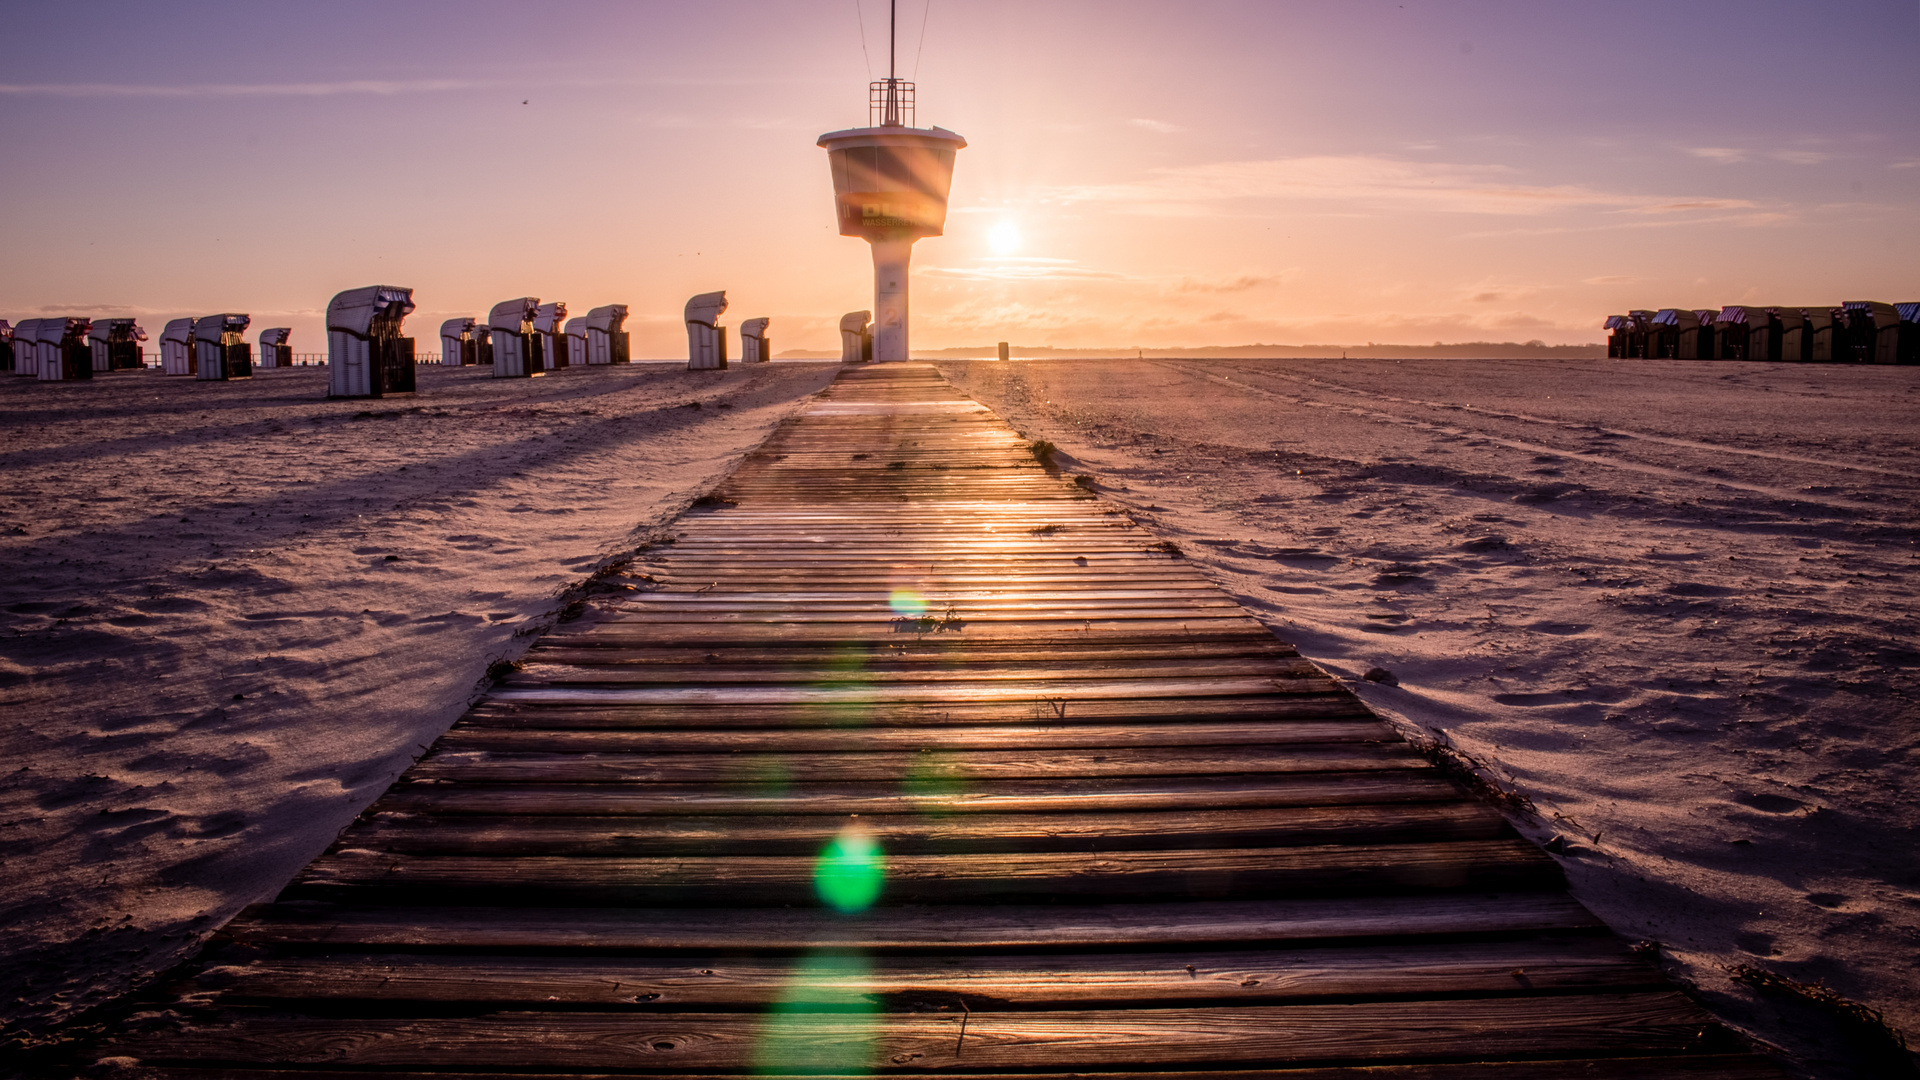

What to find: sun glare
left=988, top=221, right=1022, bottom=256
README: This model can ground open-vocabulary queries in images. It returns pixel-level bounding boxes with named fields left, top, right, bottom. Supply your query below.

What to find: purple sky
left=2, top=0, right=1916, bottom=353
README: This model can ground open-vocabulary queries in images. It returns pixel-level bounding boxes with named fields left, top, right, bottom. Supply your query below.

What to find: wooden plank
left=404, top=745, right=1429, bottom=784
left=502, top=661, right=1333, bottom=688
left=200, top=937, right=1659, bottom=1007
left=480, top=676, right=1330, bottom=706
left=288, top=840, right=1560, bottom=903
left=523, top=640, right=1305, bottom=665
left=89, top=1056, right=1797, bottom=1080
left=222, top=893, right=1606, bottom=952
left=370, top=773, right=1472, bottom=818
left=115, top=994, right=1736, bottom=1070
left=343, top=802, right=1513, bottom=856
left=432, top=720, right=1397, bottom=754
left=456, top=695, right=1376, bottom=729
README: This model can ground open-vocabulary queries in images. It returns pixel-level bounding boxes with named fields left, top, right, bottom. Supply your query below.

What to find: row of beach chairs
left=0, top=288, right=857, bottom=398
left=1605, top=301, right=1920, bottom=363
left=0, top=315, right=284, bottom=382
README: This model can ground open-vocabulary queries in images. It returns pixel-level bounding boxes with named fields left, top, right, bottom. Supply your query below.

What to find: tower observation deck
left=818, top=73, right=965, bottom=363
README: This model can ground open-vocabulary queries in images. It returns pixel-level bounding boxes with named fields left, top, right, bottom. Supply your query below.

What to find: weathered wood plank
left=405, top=744, right=1429, bottom=785
left=370, top=773, right=1471, bottom=818
left=481, top=677, right=1337, bottom=706
left=433, top=720, right=1397, bottom=754
left=116, top=994, right=1735, bottom=1070
left=222, top=893, right=1606, bottom=951
left=200, top=938, right=1658, bottom=1007
left=343, top=802, right=1513, bottom=856
left=289, top=840, right=1560, bottom=903
left=88, top=1056, right=1798, bottom=1080
left=458, top=695, right=1374, bottom=728
left=502, top=661, right=1327, bottom=689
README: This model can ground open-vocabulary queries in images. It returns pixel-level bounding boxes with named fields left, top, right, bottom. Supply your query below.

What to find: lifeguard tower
left=817, top=23, right=964, bottom=364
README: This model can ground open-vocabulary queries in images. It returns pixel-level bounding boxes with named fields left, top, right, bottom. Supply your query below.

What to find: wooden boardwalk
left=102, top=364, right=1783, bottom=1078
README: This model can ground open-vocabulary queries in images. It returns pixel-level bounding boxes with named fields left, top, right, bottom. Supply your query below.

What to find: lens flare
left=814, top=823, right=885, bottom=913
left=888, top=588, right=927, bottom=617
left=754, top=950, right=877, bottom=1075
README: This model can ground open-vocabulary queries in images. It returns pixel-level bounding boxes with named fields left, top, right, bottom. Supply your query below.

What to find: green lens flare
left=814, top=824, right=886, bottom=913
left=888, top=588, right=927, bottom=616
left=754, top=951, right=877, bottom=1075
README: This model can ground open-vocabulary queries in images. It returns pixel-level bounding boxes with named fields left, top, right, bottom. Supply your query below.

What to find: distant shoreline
left=777, top=342, right=1609, bottom=360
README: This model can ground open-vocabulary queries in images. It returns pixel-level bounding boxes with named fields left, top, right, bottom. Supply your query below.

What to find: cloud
left=37, top=303, right=137, bottom=315
left=1582, top=275, right=1641, bottom=285
left=1771, top=149, right=1830, bottom=165
left=1687, top=147, right=1748, bottom=164
left=1174, top=273, right=1291, bottom=294
left=0, top=79, right=486, bottom=98
left=1049, top=155, right=1758, bottom=218
left=921, top=261, right=1126, bottom=282
left=1127, top=118, right=1181, bottom=134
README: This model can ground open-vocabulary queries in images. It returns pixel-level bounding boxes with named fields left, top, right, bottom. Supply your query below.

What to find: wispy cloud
left=1049, top=155, right=1758, bottom=218
left=1582, top=275, right=1642, bottom=285
left=922, top=260, right=1126, bottom=282
left=1175, top=273, right=1291, bottom=294
left=1687, top=146, right=1748, bottom=165
left=1771, top=149, right=1830, bottom=165
left=0, top=79, right=488, bottom=98
left=1127, top=118, right=1181, bottom=134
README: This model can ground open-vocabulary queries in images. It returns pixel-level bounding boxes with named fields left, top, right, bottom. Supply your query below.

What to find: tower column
left=871, top=236, right=914, bottom=363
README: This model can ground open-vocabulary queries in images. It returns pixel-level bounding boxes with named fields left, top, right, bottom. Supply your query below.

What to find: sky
left=2, top=0, right=1917, bottom=355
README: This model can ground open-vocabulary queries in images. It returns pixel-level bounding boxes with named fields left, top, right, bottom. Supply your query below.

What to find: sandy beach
left=942, top=357, right=1919, bottom=1076
left=0, top=360, right=837, bottom=1049
left=3, top=355, right=1915, bottom=1078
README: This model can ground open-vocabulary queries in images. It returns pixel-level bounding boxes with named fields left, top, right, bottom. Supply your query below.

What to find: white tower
left=817, top=12, right=964, bottom=363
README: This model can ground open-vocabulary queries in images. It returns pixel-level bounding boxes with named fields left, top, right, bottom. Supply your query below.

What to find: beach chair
left=585, top=305, right=630, bottom=364
left=839, top=310, right=872, bottom=363
left=257, top=328, right=293, bottom=369
left=326, top=286, right=415, bottom=398
left=192, top=314, right=252, bottom=381
left=739, top=317, right=771, bottom=363
left=488, top=298, right=542, bottom=378
left=686, top=291, right=728, bottom=370
left=440, top=317, right=477, bottom=366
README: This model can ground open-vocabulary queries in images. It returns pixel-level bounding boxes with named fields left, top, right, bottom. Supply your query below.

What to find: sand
left=940, top=357, right=1919, bottom=1078
left=0, top=360, right=838, bottom=1049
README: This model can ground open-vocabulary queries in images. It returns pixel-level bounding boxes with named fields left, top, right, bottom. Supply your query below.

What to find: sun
left=988, top=221, right=1022, bottom=256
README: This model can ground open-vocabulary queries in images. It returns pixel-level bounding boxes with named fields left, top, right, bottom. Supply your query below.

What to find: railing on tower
left=868, top=79, right=914, bottom=127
